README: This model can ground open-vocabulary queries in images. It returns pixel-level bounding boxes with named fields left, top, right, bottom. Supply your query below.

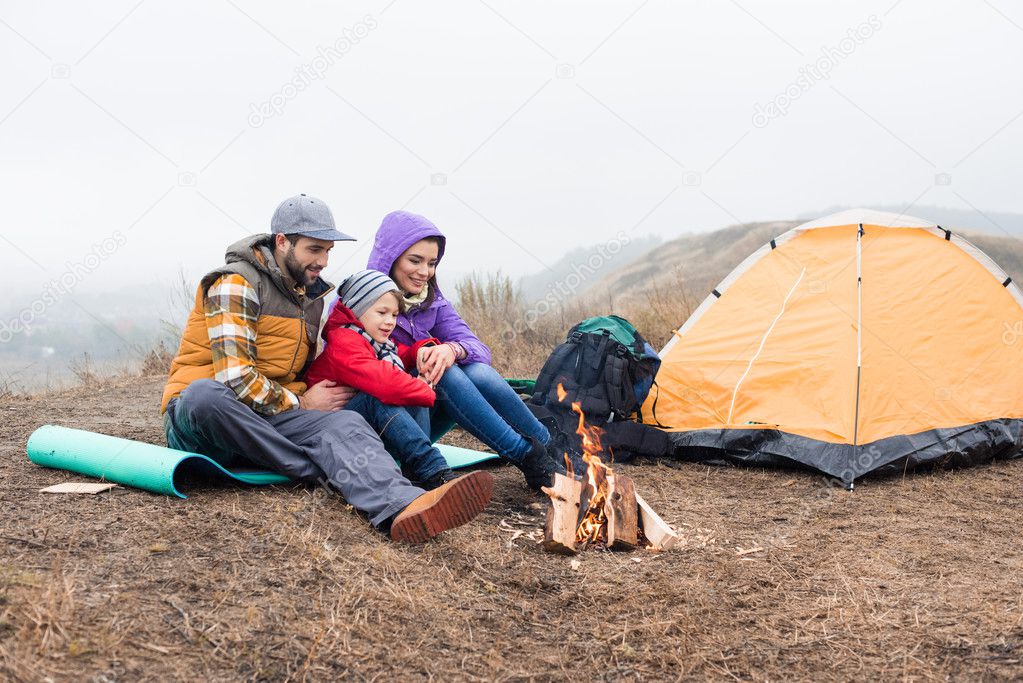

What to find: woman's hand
left=418, top=344, right=457, bottom=386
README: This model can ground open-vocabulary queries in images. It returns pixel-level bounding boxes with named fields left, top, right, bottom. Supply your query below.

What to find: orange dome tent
left=642, top=209, right=1023, bottom=485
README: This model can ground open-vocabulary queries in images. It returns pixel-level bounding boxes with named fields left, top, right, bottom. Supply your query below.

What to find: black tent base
left=667, top=418, right=1023, bottom=484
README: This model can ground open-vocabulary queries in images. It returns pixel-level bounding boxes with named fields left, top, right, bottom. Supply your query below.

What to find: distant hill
left=517, top=235, right=662, bottom=303
left=583, top=221, right=797, bottom=312
left=0, top=283, right=182, bottom=358
left=584, top=218, right=1023, bottom=314
left=968, top=232, right=1023, bottom=284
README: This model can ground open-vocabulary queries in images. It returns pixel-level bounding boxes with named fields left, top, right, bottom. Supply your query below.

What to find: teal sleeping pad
left=26, top=425, right=499, bottom=499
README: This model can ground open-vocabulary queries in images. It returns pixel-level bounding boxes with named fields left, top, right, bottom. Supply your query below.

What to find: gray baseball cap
left=270, top=194, right=355, bottom=242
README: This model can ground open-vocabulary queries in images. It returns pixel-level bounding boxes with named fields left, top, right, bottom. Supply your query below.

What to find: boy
left=305, top=270, right=461, bottom=489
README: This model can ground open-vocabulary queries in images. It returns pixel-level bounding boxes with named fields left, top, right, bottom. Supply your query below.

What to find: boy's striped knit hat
left=338, top=269, right=400, bottom=318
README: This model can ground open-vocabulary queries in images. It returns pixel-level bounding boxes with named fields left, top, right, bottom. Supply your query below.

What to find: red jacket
left=305, top=304, right=438, bottom=407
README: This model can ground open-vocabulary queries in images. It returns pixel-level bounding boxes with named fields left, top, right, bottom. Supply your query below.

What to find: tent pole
left=849, top=223, right=864, bottom=491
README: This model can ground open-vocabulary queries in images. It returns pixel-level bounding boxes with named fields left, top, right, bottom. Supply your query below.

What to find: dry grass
left=136, top=341, right=175, bottom=378
left=455, top=271, right=693, bottom=377
left=1, top=274, right=1021, bottom=680
left=0, top=376, right=20, bottom=404
left=2, top=376, right=1021, bottom=681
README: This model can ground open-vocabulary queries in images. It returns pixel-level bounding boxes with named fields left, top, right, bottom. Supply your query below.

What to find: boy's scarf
left=343, top=324, right=404, bottom=369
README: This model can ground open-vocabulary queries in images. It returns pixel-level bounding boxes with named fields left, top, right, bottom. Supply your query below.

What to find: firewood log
left=636, top=492, right=679, bottom=551
left=542, top=473, right=584, bottom=555
left=605, top=473, right=638, bottom=550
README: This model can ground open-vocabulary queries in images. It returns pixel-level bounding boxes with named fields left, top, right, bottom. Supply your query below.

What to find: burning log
left=541, top=473, right=584, bottom=555
left=543, top=471, right=676, bottom=554
left=606, top=473, right=638, bottom=550
left=540, top=385, right=678, bottom=554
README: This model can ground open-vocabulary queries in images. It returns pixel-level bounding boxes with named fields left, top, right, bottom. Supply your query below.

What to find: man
left=161, top=193, right=492, bottom=542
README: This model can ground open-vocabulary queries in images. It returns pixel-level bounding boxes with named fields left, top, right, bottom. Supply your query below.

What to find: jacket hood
left=221, top=234, right=333, bottom=301
left=224, top=234, right=274, bottom=271
left=366, top=211, right=447, bottom=277
left=322, top=302, right=362, bottom=338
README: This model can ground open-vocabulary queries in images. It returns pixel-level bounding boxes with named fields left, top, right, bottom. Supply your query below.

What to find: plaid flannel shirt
left=205, top=274, right=300, bottom=416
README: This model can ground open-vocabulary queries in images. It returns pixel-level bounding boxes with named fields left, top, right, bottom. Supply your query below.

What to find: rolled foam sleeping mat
left=435, top=443, right=501, bottom=469
left=26, top=425, right=500, bottom=499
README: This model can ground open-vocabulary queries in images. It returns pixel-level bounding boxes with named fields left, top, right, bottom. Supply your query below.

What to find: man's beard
left=283, top=248, right=316, bottom=287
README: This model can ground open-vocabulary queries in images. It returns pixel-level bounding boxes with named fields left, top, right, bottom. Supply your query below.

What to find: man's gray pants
left=164, top=380, right=424, bottom=529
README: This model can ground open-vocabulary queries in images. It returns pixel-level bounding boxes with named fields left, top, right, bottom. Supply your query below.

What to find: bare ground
left=1, top=376, right=1022, bottom=682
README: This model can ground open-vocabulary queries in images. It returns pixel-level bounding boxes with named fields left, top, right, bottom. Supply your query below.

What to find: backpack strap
left=646, top=380, right=669, bottom=428
left=602, top=420, right=672, bottom=461
left=603, top=353, right=634, bottom=420
left=531, top=341, right=577, bottom=406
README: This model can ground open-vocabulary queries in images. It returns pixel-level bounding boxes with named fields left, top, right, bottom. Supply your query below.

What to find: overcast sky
left=2, top=0, right=1022, bottom=299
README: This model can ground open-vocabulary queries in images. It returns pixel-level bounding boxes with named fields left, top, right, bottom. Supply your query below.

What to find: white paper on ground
left=40, top=482, right=117, bottom=494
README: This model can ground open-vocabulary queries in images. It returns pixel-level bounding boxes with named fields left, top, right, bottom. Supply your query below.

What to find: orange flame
left=556, top=383, right=574, bottom=479
left=551, top=383, right=619, bottom=548
left=571, top=400, right=613, bottom=547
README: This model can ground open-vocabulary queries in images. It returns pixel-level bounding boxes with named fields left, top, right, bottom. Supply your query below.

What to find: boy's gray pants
left=164, top=380, right=424, bottom=529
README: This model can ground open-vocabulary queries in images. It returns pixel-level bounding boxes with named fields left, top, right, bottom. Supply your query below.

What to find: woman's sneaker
left=509, top=438, right=567, bottom=492
left=542, top=427, right=576, bottom=473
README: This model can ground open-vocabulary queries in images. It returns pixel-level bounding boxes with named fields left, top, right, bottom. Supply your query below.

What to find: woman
left=366, top=210, right=564, bottom=491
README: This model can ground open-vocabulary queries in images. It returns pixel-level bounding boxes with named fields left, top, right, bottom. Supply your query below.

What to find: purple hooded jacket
left=366, top=211, right=492, bottom=366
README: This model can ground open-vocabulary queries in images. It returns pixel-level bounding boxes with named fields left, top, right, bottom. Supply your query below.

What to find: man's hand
left=299, top=380, right=356, bottom=412
left=417, top=344, right=457, bottom=386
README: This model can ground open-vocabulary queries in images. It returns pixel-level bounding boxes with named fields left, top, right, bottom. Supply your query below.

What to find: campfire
left=542, top=386, right=678, bottom=555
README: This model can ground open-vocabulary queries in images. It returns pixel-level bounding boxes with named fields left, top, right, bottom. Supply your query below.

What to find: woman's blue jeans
left=429, top=362, right=550, bottom=462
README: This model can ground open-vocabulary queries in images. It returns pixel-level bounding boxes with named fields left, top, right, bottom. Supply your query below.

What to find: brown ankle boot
left=390, top=470, right=494, bottom=543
